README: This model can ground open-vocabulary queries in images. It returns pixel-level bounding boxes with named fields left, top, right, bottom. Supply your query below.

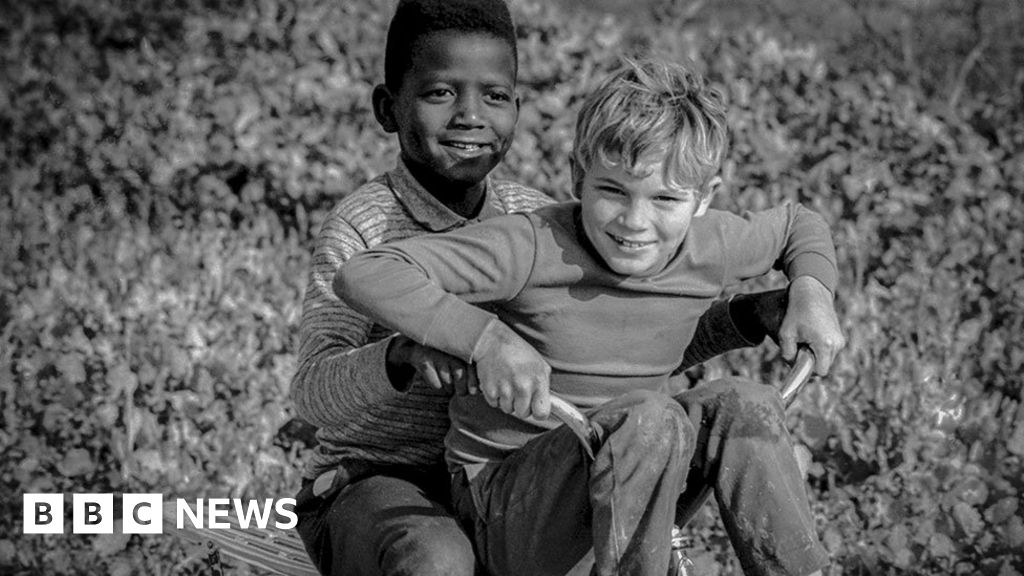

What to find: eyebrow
left=593, top=176, right=622, bottom=188
left=593, top=176, right=695, bottom=197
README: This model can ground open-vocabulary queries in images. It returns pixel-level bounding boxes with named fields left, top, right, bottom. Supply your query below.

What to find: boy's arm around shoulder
left=335, top=213, right=554, bottom=418
left=289, top=213, right=414, bottom=428
left=334, top=213, right=538, bottom=363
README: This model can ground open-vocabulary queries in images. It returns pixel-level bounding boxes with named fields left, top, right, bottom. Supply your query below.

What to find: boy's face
left=376, top=32, right=518, bottom=195
left=577, top=159, right=715, bottom=278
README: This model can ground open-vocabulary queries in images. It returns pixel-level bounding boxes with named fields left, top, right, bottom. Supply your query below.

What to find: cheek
left=659, top=219, right=690, bottom=247
left=403, top=107, right=443, bottom=140
left=580, top=200, right=609, bottom=240
left=581, top=198, right=612, bottom=229
left=488, top=111, right=518, bottom=145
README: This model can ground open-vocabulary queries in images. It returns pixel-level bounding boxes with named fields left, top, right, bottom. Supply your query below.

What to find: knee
left=381, top=521, right=477, bottom=576
left=712, top=377, right=783, bottom=405
left=613, top=390, right=695, bottom=458
left=706, top=377, right=787, bottom=440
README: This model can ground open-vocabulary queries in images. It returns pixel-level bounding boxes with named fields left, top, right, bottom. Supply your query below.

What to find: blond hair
left=572, top=58, right=728, bottom=196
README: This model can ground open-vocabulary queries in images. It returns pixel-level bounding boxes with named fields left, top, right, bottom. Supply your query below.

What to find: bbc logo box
left=23, top=493, right=164, bottom=534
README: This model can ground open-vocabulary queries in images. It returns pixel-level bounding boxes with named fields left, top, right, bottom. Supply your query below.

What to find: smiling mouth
left=608, top=233, right=654, bottom=250
left=443, top=141, right=490, bottom=154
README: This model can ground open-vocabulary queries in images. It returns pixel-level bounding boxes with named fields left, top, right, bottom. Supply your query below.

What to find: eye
left=596, top=186, right=625, bottom=197
left=422, top=88, right=454, bottom=103
left=654, top=189, right=697, bottom=205
left=484, top=89, right=513, bottom=104
left=654, top=195, right=684, bottom=203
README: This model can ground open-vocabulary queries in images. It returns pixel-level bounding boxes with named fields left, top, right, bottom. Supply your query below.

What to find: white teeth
left=611, top=234, right=651, bottom=249
left=448, top=142, right=482, bottom=150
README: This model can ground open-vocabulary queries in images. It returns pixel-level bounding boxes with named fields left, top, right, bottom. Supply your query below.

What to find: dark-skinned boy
left=289, top=2, right=840, bottom=575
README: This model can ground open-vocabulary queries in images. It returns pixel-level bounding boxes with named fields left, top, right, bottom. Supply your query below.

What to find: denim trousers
left=294, top=464, right=478, bottom=576
left=451, top=379, right=829, bottom=576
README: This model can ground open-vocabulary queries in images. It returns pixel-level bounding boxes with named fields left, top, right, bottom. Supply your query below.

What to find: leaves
left=2, top=0, right=1022, bottom=574
left=91, top=525, right=130, bottom=558
left=57, top=448, right=95, bottom=478
left=953, top=502, right=985, bottom=538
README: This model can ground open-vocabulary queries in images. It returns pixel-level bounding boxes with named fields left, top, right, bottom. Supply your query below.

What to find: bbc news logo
left=23, top=494, right=297, bottom=534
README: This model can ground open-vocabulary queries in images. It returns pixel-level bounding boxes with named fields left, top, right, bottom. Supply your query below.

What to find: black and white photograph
left=3, top=0, right=1022, bottom=574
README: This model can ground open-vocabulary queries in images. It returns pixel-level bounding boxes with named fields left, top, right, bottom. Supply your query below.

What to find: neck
left=405, top=162, right=487, bottom=219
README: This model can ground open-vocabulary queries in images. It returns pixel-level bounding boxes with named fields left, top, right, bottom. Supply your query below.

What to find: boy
left=336, top=58, right=842, bottom=576
left=292, top=1, right=840, bottom=574
left=288, top=2, right=546, bottom=574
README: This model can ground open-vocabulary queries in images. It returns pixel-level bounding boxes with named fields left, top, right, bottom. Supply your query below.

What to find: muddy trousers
left=450, top=380, right=829, bottom=576
left=295, top=464, right=478, bottom=576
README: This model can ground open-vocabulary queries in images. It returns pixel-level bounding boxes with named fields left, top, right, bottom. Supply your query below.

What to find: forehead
left=403, top=31, right=516, bottom=85
left=586, top=157, right=698, bottom=195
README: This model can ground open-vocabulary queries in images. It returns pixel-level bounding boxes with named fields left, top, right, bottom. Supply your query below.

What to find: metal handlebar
left=548, top=345, right=818, bottom=454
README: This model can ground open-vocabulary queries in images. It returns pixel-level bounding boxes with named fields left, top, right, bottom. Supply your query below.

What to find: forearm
left=677, top=288, right=789, bottom=372
left=334, top=216, right=535, bottom=362
left=288, top=220, right=415, bottom=428
left=678, top=299, right=755, bottom=372
left=290, top=294, right=410, bottom=428
left=335, top=251, right=498, bottom=362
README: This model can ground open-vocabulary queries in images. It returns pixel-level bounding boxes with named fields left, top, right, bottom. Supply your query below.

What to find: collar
left=386, top=159, right=506, bottom=232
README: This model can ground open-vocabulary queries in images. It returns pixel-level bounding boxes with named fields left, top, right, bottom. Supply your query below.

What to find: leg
left=296, top=469, right=477, bottom=576
left=451, top=389, right=694, bottom=576
left=673, top=378, right=829, bottom=576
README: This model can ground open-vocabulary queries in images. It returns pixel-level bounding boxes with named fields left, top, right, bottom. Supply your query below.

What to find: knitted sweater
left=336, top=201, right=838, bottom=470
left=289, top=159, right=553, bottom=479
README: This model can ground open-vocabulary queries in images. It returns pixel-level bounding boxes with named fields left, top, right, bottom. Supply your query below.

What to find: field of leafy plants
left=2, top=0, right=1022, bottom=574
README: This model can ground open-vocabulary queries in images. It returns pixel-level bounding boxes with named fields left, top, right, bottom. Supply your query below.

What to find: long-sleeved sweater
left=336, top=200, right=838, bottom=471
left=289, top=160, right=554, bottom=479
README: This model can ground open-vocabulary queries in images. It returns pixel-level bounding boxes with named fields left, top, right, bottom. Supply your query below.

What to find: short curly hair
left=384, top=0, right=518, bottom=91
left=572, top=58, right=729, bottom=197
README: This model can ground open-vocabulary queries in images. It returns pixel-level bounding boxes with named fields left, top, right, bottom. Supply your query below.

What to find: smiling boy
left=289, top=2, right=551, bottom=575
left=336, top=58, right=842, bottom=576
left=289, top=1, right=815, bottom=574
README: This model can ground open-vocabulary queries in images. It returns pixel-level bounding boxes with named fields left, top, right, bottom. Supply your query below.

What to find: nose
left=451, top=93, right=485, bottom=128
left=618, top=200, right=649, bottom=231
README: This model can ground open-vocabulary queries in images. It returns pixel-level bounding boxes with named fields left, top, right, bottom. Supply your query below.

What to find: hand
left=386, top=336, right=479, bottom=395
left=778, top=276, right=846, bottom=376
left=471, top=320, right=551, bottom=419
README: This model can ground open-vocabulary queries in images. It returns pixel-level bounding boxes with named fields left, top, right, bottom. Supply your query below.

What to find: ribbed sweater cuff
left=426, top=297, right=498, bottom=363
left=678, top=299, right=754, bottom=372
left=788, top=253, right=838, bottom=295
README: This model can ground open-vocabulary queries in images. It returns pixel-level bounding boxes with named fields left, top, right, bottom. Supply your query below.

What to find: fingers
left=477, top=370, right=550, bottom=418
left=418, top=362, right=444, bottom=391
left=779, top=327, right=798, bottom=362
left=448, top=365, right=475, bottom=396
left=530, top=385, right=551, bottom=420
left=814, top=352, right=830, bottom=376
left=481, top=381, right=502, bottom=408
left=471, top=323, right=552, bottom=418
left=465, top=367, right=480, bottom=395
left=809, top=332, right=846, bottom=376
left=406, top=343, right=477, bottom=393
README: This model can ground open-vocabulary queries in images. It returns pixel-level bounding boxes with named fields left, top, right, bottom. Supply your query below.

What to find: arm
left=718, top=203, right=844, bottom=373
left=677, top=297, right=762, bottom=372
left=335, top=215, right=553, bottom=418
left=289, top=215, right=457, bottom=427
left=778, top=276, right=845, bottom=375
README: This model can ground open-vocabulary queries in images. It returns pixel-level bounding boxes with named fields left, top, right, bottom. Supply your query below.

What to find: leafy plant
left=2, top=0, right=1021, bottom=574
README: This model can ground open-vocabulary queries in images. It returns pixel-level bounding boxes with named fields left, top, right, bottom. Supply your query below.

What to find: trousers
left=451, top=379, right=829, bottom=576
left=295, top=464, right=477, bottom=576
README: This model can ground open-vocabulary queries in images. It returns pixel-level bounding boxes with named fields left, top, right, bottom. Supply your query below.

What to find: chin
left=606, top=260, right=650, bottom=277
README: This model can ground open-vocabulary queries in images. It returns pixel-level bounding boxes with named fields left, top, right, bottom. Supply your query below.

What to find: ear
left=372, top=84, right=398, bottom=133
left=694, top=176, right=721, bottom=217
left=569, top=157, right=583, bottom=199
